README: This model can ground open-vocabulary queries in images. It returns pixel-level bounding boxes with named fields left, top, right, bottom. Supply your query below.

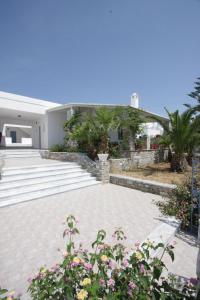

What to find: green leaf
left=153, top=266, right=162, bottom=280
left=0, top=288, right=8, bottom=295
left=168, top=249, right=175, bottom=262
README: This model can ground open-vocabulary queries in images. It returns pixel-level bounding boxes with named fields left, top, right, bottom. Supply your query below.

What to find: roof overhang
left=47, top=103, right=169, bottom=122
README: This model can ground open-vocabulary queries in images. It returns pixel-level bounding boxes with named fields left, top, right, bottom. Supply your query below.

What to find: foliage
left=63, top=106, right=143, bottom=158
left=64, top=107, right=117, bottom=156
left=186, top=77, right=200, bottom=112
left=108, top=142, right=121, bottom=158
left=114, top=106, right=143, bottom=151
left=50, top=144, right=67, bottom=152
left=0, top=287, right=20, bottom=300
left=152, top=108, right=200, bottom=172
left=28, top=215, right=196, bottom=299
left=154, top=179, right=198, bottom=230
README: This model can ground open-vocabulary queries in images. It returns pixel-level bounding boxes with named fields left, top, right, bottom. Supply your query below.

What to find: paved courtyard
left=0, top=183, right=198, bottom=299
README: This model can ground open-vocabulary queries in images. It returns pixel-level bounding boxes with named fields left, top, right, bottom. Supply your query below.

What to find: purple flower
left=70, top=262, right=79, bottom=267
left=189, top=277, right=198, bottom=286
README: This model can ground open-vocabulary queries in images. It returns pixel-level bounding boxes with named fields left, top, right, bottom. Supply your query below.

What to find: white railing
left=21, top=138, right=32, bottom=146
left=4, top=137, right=32, bottom=147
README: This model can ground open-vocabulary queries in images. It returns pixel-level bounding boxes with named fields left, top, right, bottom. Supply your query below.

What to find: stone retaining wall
left=110, top=149, right=169, bottom=173
left=110, top=174, right=176, bottom=196
left=120, top=149, right=168, bottom=166
left=40, top=150, right=98, bottom=177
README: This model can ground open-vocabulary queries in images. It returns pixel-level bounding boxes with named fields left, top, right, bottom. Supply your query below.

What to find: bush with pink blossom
left=27, top=215, right=197, bottom=299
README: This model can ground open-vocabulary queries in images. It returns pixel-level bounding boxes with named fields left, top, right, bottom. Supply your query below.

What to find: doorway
left=10, top=131, right=17, bottom=143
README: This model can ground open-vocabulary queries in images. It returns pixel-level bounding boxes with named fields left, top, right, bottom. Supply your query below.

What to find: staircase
left=0, top=161, right=100, bottom=207
left=0, top=149, right=41, bottom=159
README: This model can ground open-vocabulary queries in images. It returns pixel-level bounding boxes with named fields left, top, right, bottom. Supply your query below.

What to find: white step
left=4, top=154, right=40, bottom=158
left=0, top=176, right=94, bottom=199
left=0, top=180, right=100, bottom=208
left=0, top=156, right=100, bottom=207
left=1, top=167, right=83, bottom=182
left=2, top=162, right=79, bottom=175
left=0, top=171, right=91, bottom=191
left=0, top=150, right=41, bottom=159
left=3, top=162, right=75, bottom=171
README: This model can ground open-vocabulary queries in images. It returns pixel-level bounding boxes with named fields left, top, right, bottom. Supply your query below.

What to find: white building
left=0, top=91, right=167, bottom=149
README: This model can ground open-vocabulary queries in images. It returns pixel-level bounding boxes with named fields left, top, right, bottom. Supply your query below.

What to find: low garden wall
left=110, top=149, right=169, bottom=172
left=110, top=174, right=176, bottom=196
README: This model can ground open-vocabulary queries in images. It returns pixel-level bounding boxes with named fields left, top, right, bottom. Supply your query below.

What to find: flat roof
left=0, top=91, right=61, bottom=109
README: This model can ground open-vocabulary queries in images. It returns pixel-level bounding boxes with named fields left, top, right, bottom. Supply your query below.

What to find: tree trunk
left=170, top=153, right=190, bottom=172
left=99, top=135, right=109, bottom=154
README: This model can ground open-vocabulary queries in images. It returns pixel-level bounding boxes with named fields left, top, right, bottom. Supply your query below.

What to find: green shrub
left=109, top=142, right=121, bottom=158
left=28, top=215, right=196, bottom=299
left=50, top=144, right=66, bottom=152
left=154, top=180, right=197, bottom=230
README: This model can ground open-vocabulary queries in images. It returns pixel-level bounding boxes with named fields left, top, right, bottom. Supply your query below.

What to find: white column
left=147, top=135, right=151, bottom=150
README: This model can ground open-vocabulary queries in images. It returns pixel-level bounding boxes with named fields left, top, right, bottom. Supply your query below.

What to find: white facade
left=0, top=91, right=60, bottom=149
left=0, top=91, right=168, bottom=149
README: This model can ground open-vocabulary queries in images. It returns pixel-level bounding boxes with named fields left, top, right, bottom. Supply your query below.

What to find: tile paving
left=0, top=163, right=198, bottom=299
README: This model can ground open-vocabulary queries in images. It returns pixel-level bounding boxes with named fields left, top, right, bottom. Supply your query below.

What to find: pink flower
left=51, top=263, right=60, bottom=272
left=140, top=264, right=145, bottom=273
left=122, top=259, right=129, bottom=268
left=84, top=262, right=93, bottom=270
left=27, top=277, right=32, bottom=283
left=108, top=260, right=113, bottom=269
left=128, top=281, right=136, bottom=295
left=129, top=281, right=136, bottom=289
left=62, top=250, right=68, bottom=257
left=99, top=278, right=105, bottom=287
left=107, top=278, right=115, bottom=288
left=134, top=240, right=140, bottom=248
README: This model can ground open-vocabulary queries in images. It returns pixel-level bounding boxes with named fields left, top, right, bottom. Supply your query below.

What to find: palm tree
left=152, top=108, right=200, bottom=172
left=64, top=107, right=117, bottom=156
left=188, top=77, right=200, bottom=112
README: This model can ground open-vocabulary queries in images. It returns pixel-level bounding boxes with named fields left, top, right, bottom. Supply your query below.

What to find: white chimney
left=131, top=92, right=139, bottom=108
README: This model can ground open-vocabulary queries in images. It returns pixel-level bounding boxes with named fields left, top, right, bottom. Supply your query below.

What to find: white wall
left=141, top=122, right=163, bottom=137
left=47, top=111, right=67, bottom=148
left=0, top=116, right=44, bottom=148
left=6, top=127, right=30, bottom=143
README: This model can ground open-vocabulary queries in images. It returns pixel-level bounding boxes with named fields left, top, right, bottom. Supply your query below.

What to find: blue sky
left=0, top=0, right=199, bottom=115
